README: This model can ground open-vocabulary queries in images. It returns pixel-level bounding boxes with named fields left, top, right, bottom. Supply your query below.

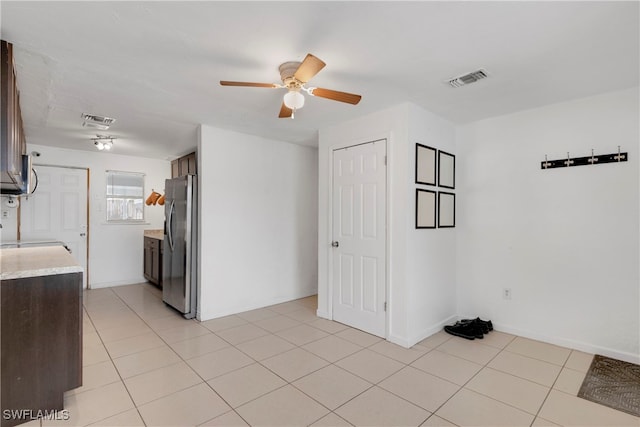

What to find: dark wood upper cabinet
left=171, top=152, right=197, bottom=178
left=171, top=159, right=180, bottom=178
left=1, top=40, right=28, bottom=193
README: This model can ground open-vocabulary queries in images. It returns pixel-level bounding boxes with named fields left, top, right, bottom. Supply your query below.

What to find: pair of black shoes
left=444, top=317, right=493, bottom=340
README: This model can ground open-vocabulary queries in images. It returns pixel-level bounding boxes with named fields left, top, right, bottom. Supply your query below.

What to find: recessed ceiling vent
left=82, top=113, right=116, bottom=130
left=447, top=69, right=488, bottom=88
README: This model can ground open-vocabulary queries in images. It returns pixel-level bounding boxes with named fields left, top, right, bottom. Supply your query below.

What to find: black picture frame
left=438, top=150, right=455, bottom=189
left=415, top=143, right=437, bottom=186
left=416, top=189, right=437, bottom=229
left=438, top=191, right=455, bottom=228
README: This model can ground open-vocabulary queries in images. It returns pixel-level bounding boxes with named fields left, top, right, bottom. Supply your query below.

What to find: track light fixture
left=92, top=135, right=115, bottom=151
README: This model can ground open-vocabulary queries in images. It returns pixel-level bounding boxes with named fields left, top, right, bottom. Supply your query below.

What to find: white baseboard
left=198, top=291, right=317, bottom=322
left=455, top=313, right=640, bottom=365
left=493, top=322, right=639, bottom=365
left=316, top=310, right=331, bottom=320
left=405, top=314, right=458, bottom=348
left=387, top=334, right=411, bottom=348
left=89, top=278, right=148, bottom=289
left=385, top=314, right=458, bottom=349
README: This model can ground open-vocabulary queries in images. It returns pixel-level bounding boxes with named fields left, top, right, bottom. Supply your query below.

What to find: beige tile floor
left=25, top=282, right=639, bottom=426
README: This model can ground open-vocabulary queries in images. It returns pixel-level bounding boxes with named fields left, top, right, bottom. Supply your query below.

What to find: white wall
left=456, top=88, right=639, bottom=363
left=197, top=125, right=318, bottom=321
left=406, top=104, right=458, bottom=343
left=0, top=195, right=20, bottom=241
left=318, top=103, right=457, bottom=347
left=15, top=144, right=170, bottom=288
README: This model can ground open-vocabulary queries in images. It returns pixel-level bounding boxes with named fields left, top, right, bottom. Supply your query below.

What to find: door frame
left=326, top=133, right=391, bottom=339
left=18, top=164, right=91, bottom=289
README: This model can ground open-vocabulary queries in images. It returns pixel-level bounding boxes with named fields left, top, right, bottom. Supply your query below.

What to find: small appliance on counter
left=162, top=174, right=197, bottom=319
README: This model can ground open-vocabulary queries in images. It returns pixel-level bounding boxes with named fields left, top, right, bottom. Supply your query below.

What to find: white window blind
left=106, top=171, right=145, bottom=222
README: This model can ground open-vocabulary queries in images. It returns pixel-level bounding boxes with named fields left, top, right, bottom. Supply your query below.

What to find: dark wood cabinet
left=171, top=160, right=180, bottom=178
left=143, top=236, right=163, bottom=287
left=179, top=156, right=190, bottom=176
left=171, top=152, right=197, bottom=178
left=1, top=40, right=27, bottom=194
left=1, top=272, right=82, bottom=427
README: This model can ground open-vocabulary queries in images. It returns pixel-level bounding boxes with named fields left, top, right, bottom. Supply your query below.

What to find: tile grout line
left=178, top=298, right=396, bottom=425
left=99, top=286, right=262, bottom=425
left=177, top=293, right=438, bottom=426
left=89, top=290, right=381, bottom=425
left=529, top=349, right=574, bottom=426
left=110, top=287, right=333, bottom=425
left=75, top=288, right=149, bottom=427
left=195, top=299, right=332, bottom=425
left=413, top=332, right=518, bottom=426
left=86, top=284, right=236, bottom=424
left=83, top=287, right=612, bottom=427
left=107, top=285, right=240, bottom=423
left=91, top=289, right=478, bottom=426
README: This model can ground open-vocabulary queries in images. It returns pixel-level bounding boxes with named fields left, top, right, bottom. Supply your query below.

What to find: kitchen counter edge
left=0, top=246, right=83, bottom=280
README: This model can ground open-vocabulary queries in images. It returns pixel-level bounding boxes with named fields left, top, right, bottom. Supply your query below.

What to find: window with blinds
left=106, top=171, right=145, bottom=222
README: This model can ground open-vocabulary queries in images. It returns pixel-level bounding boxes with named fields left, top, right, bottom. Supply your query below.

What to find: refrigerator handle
left=167, top=200, right=175, bottom=252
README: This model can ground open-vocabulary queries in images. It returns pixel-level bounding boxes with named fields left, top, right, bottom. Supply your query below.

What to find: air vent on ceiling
left=82, top=113, right=116, bottom=130
left=447, top=69, right=488, bottom=88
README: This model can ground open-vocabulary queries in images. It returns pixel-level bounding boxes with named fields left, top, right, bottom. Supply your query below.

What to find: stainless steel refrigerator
left=163, top=175, right=197, bottom=319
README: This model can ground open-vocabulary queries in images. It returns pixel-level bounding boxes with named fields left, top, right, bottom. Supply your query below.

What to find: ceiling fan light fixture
left=219, top=53, right=362, bottom=119
left=283, top=90, right=304, bottom=110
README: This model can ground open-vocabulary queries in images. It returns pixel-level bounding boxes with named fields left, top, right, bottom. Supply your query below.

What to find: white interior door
left=332, top=139, right=386, bottom=337
left=20, top=165, right=89, bottom=289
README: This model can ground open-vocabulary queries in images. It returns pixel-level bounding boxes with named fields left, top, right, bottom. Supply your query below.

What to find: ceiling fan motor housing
left=279, top=61, right=303, bottom=89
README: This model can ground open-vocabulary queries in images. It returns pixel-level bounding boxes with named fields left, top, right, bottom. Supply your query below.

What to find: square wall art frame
left=438, top=150, right=455, bottom=189
left=416, top=189, right=437, bottom=229
left=415, top=143, right=437, bottom=186
left=438, top=191, right=455, bottom=228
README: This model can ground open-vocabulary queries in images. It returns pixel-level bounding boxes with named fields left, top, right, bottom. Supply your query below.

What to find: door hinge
left=384, top=302, right=387, bottom=312
left=384, top=155, right=387, bottom=166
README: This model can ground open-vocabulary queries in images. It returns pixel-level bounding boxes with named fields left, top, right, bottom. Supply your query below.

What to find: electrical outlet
left=503, top=288, right=512, bottom=300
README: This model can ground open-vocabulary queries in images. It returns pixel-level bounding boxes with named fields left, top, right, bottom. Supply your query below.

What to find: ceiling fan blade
left=279, top=102, right=293, bottom=118
left=220, top=81, right=278, bottom=88
left=311, top=88, right=362, bottom=105
left=294, top=54, right=326, bottom=83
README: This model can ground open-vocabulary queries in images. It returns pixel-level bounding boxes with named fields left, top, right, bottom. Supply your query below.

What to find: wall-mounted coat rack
left=541, top=147, right=628, bottom=170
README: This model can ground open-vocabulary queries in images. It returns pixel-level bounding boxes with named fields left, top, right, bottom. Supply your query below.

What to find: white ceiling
left=1, top=1, right=638, bottom=160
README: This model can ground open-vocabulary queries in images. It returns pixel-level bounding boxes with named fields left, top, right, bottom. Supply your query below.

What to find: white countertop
left=0, top=246, right=83, bottom=280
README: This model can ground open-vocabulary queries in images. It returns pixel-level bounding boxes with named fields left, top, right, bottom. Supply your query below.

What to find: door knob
left=331, top=241, right=339, bottom=248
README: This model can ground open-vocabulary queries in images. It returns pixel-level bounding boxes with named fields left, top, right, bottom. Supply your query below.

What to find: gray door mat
left=577, top=354, right=640, bottom=417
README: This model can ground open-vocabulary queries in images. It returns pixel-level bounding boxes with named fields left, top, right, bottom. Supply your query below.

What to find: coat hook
left=588, top=149, right=598, bottom=164
left=564, top=152, right=574, bottom=167
left=543, top=154, right=551, bottom=169
left=614, top=145, right=625, bottom=162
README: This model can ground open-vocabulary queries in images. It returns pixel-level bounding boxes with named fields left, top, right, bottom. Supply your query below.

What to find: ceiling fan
left=220, top=53, right=362, bottom=119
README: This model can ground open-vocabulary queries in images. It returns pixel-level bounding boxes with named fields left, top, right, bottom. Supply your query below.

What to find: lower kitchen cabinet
left=1, top=271, right=82, bottom=427
left=143, top=236, right=163, bottom=287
